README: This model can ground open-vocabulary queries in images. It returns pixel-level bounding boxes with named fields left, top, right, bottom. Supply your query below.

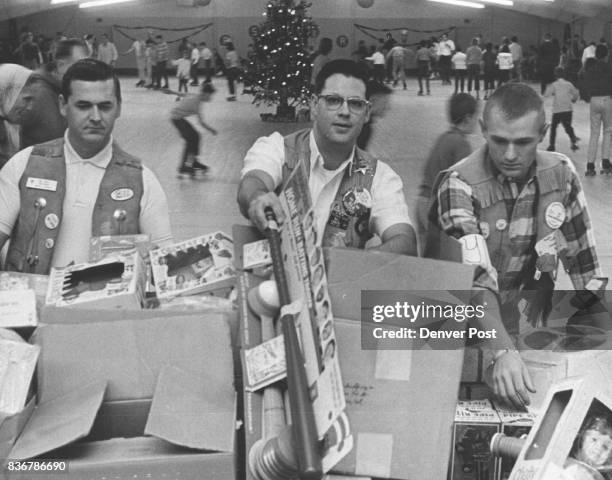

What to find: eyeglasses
left=317, top=94, right=370, bottom=114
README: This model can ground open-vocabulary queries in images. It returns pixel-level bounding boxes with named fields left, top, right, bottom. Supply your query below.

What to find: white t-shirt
left=451, top=52, right=467, bottom=70
left=497, top=52, right=514, bottom=70
left=241, top=130, right=412, bottom=244
left=0, top=134, right=173, bottom=267
left=438, top=39, right=455, bottom=56
left=366, top=51, right=385, bottom=65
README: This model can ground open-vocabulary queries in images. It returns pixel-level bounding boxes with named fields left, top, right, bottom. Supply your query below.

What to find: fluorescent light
left=428, top=0, right=485, bottom=8
left=80, top=0, right=136, bottom=8
left=50, top=0, right=78, bottom=4
left=479, top=0, right=513, bottom=5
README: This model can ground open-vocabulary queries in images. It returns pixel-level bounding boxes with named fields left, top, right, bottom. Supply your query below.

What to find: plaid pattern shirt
left=435, top=157, right=600, bottom=295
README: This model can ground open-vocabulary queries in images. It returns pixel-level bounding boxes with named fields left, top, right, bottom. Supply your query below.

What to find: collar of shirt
left=64, top=131, right=113, bottom=169
left=308, top=130, right=355, bottom=178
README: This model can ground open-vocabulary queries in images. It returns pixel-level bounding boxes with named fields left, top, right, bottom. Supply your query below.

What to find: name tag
left=26, top=177, right=58, bottom=192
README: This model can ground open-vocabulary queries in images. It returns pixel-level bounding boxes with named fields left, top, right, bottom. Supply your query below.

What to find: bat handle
left=264, top=207, right=291, bottom=306
left=281, top=312, right=322, bottom=480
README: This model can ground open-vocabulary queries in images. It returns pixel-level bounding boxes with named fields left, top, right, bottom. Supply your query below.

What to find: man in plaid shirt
left=430, top=83, right=602, bottom=409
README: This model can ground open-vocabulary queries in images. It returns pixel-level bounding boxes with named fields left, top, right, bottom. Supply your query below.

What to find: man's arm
left=369, top=223, right=417, bottom=255
left=560, top=166, right=601, bottom=288
left=237, top=132, right=286, bottom=231
left=237, top=171, right=285, bottom=231
left=435, top=171, right=534, bottom=408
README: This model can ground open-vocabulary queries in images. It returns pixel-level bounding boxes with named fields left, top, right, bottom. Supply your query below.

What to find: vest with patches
left=6, top=138, right=144, bottom=274
left=281, top=129, right=377, bottom=249
left=450, top=146, right=570, bottom=291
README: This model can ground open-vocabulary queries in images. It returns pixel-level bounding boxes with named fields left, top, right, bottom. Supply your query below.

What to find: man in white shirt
left=0, top=59, right=172, bottom=273
left=96, top=33, right=118, bottom=67
left=581, top=42, right=597, bottom=68
left=237, top=59, right=416, bottom=255
left=437, top=33, right=456, bottom=85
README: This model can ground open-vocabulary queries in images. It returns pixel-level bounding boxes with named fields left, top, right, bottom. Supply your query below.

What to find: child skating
left=169, top=82, right=218, bottom=178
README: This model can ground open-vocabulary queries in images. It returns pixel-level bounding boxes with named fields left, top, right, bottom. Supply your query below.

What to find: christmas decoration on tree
left=244, top=0, right=317, bottom=121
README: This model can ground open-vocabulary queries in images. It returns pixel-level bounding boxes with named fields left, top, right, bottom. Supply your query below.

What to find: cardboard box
left=239, top=244, right=476, bottom=480
left=3, top=313, right=237, bottom=480
left=491, top=401, right=536, bottom=480
left=45, top=251, right=145, bottom=310
left=150, top=232, right=235, bottom=299
left=451, top=400, right=501, bottom=480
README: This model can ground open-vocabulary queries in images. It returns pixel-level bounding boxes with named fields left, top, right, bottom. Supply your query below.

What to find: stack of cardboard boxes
left=0, top=232, right=240, bottom=479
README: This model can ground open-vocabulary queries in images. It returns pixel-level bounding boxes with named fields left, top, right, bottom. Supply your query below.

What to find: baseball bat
left=264, top=207, right=322, bottom=480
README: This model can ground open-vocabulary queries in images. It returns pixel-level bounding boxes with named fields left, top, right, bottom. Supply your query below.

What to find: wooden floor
left=113, top=75, right=612, bottom=287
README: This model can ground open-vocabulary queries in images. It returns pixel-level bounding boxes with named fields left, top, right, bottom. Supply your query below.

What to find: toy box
left=150, top=232, right=235, bottom=299
left=45, top=251, right=145, bottom=310
left=451, top=400, right=501, bottom=480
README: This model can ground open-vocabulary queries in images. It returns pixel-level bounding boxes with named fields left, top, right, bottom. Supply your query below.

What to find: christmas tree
left=244, top=0, right=316, bottom=120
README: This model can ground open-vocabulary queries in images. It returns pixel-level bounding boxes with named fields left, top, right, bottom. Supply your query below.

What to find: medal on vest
left=110, top=188, right=135, bottom=201
left=479, top=221, right=490, bottom=239
left=26, top=177, right=58, bottom=192
left=328, top=203, right=350, bottom=229
left=544, top=201, right=565, bottom=229
left=44, top=214, right=59, bottom=230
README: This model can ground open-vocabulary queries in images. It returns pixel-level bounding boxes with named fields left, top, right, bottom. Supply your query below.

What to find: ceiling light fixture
left=80, top=0, right=136, bottom=8
left=50, top=0, right=78, bottom=4
left=428, top=0, right=485, bottom=8
left=478, top=0, right=513, bottom=6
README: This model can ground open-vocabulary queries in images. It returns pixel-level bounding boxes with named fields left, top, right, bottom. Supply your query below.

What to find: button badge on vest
left=342, top=187, right=372, bottom=216
left=44, top=238, right=54, bottom=249
left=44, top=214, right=59, bottom=230
left=545, top=201, right=565, bottom=230
left=495, top=219, right=508, bottom=231
left=110, top=188, right=135, bottom=201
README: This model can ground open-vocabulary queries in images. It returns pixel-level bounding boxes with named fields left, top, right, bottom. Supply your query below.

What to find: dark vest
left=6, top=138, right=144, bottom=274
left=281, top=129, right=377, bottom=249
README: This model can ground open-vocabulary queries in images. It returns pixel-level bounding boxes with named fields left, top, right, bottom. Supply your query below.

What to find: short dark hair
left=55, top=38, right=87, bottom=61
left=318, top=37, right=333, bottom=56
left=314, top=59, right=369, bottom=97
left=449, top=93, right=477, bottom=125
left=595, top=44, right=608, bottom=60
left=483, top=82, right=543, bottom=126
left=62, top=58, right=121, bottom=103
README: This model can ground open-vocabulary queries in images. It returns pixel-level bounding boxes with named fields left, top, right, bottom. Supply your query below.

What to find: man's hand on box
left=248, top=192, right=286, bottom=232
left=492, top=350, right=535, bottom=410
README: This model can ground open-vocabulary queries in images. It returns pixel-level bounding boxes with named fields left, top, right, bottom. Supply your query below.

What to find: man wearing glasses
left=237, top=59, right=416, bottom=255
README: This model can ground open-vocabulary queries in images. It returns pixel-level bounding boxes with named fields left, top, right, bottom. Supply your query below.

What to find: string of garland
left=243, top=0, right=316, bottom=109
left=354, top=23, right=456, bottom=44
left=112, top=23, right=213, bottom=43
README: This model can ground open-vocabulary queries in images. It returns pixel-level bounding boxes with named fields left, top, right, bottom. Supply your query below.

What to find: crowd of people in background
left=2, top=25, right=612, bottom=175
